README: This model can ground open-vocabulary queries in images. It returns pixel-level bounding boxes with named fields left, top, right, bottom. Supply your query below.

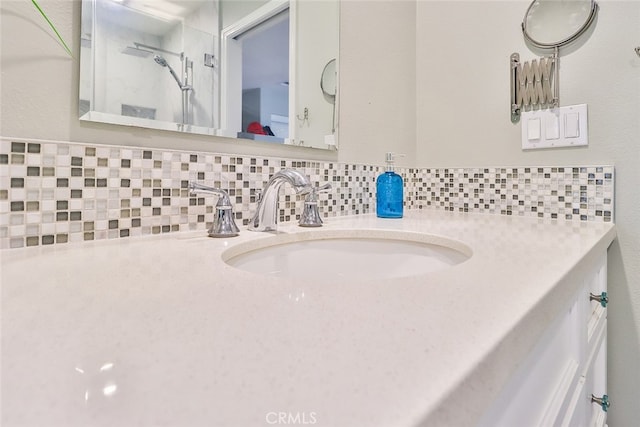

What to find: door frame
left=219, top=0, right=295, bottom=140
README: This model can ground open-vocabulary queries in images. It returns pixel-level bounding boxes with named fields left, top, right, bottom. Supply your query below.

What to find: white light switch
left=565, top=112, right=580, bottom=138
left=545, top=113, right=560, bottom=140
left=527, top=118, right=541, bottom=140
left=521, top=104, right=588, bottom=150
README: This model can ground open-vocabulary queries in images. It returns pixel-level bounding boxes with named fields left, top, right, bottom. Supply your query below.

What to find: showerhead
left=122, top=46, right=153, bottom=58
left=153, top=55, right=189, bottom=91
left=153, top=55, right=168, bottom=67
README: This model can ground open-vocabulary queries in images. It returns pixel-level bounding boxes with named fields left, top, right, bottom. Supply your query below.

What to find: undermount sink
left=222, top=229, right=471, bottom=280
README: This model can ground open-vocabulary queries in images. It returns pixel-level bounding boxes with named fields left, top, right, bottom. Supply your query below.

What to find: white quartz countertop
left=1, top=211, right=616, bottom=427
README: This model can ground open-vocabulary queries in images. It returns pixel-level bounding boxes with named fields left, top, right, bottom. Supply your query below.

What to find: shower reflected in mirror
left=153, top=54, right=193, bottom=125
left=80, top=0, right=216, bottom=134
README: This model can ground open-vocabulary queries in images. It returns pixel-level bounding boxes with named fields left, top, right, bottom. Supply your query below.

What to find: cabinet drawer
left=586, top=325, right=607, bottom=427
left=586, top=256, right=607, bottom=346
left=561, top=320, right=607, bottom=427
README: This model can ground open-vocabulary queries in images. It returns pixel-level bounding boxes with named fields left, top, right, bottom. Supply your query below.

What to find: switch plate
left=521, top=104, right=588, bottom=150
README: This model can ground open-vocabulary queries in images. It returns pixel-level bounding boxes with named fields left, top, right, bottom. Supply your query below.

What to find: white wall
left=94, top=22, right=165, bottom=119
left=1, top=0, right=639, bottom=424
left=161, top=19, right=188, bottom=123
left=260, top=85, right=289, bottom=134
left=338, top=0, right=416, bottom=167
left=220, top=0, right=270, bottom=29
left=294, top=0, right=339, bottom=148
left=415, top=2, right=640, bottom=425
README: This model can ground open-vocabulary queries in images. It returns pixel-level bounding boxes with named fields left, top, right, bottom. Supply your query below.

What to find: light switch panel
left=521, top=104, right=588, bottom=150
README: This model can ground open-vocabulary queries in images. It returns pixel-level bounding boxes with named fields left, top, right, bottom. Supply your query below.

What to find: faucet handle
left=305, top=183, right=331, bottom=202
left=189, top=182, right=230, bottom=204
left=299, top=183, right=331, bottom=227
left=188, top=182, right=240, bottom=237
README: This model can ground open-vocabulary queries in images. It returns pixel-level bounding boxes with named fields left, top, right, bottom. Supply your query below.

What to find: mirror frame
left=522, top=0, right=598, bottom=49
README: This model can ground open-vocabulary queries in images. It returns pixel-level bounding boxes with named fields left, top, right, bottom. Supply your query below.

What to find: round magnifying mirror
left=522, top=0, right=597, bottom=49
left=320, top=59, right=337, bottom=99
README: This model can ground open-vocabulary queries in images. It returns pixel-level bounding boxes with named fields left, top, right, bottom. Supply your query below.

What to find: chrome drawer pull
left=591, top=394, right=610, bottom=412
left=590, top=291, right=608, bottom=308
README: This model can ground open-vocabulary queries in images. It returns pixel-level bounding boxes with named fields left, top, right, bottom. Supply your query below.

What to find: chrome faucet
left=248, top=169, right=313, bottom=232
left=299, top=183, right=331, bottom=227
left=189, top=182, right=240, bottom=237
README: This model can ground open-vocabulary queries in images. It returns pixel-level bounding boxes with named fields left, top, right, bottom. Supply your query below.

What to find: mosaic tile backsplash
left=0, top=138, right=614, bottom=249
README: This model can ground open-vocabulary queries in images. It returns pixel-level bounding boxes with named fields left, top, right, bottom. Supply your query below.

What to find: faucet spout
left=248, top=169, right=312, bottom=232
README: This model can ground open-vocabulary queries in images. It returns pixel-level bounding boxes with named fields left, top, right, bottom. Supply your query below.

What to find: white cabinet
left=563, top=253, right=609, bottom=427
left=478, top=252, right=609, bottom=427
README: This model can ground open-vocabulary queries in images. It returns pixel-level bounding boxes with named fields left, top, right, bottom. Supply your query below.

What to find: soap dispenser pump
left=376, top=152, right=404, bottom=218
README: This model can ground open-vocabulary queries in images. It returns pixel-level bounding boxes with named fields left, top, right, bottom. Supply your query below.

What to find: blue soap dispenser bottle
left=376, top=152, right=404, bottom=218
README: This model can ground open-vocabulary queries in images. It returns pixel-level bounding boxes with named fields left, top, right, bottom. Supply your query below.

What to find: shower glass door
left=79, top=0, right=217, bottom=135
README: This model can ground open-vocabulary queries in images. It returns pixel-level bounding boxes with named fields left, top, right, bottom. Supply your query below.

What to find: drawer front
left=562, top=320, right=607, bottom=427
left=586, top=325, right=608, bottom=427
left=587, top=256, right=608, bottom=346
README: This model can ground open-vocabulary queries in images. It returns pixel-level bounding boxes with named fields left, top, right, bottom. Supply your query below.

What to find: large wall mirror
left=79, top=0, right=339, bottom=151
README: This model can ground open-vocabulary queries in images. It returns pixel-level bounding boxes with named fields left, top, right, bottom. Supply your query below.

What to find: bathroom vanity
left=1, top=210, right=615, bottom=426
